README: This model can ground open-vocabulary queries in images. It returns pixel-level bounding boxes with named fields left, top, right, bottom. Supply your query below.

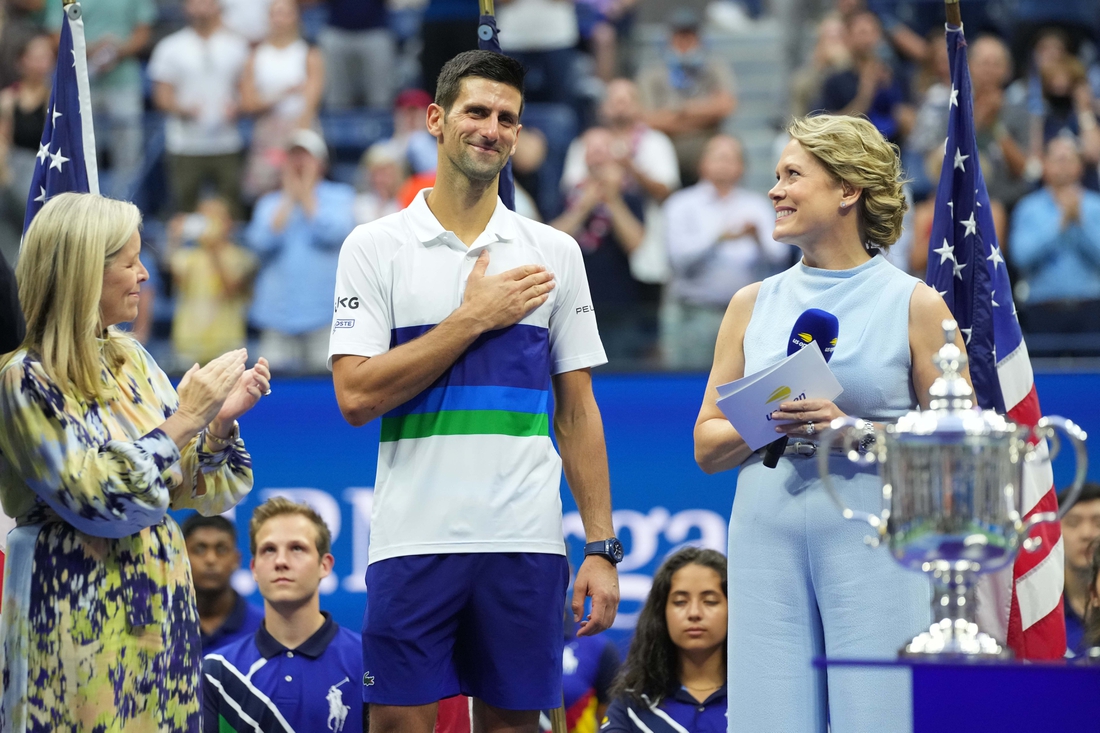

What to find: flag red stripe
left=1009, top=600, right=1067, bottom=660
left=1005, top=384, right=1042, bottom=432
left=1002, top=381, right=1064, bottom=657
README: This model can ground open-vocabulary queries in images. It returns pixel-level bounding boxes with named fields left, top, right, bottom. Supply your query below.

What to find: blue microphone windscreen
left=786, top=308, right=839, bottom=362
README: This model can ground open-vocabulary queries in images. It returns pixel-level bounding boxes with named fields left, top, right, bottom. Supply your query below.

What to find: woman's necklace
left=682, top=682, right=723, bottom=692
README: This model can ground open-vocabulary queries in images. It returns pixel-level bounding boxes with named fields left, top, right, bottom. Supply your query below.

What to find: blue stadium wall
left=181, top=371, right=1100, bottom=652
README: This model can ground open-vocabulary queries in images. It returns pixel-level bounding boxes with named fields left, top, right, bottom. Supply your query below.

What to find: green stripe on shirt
left=380, top=410, right=550, bottom=442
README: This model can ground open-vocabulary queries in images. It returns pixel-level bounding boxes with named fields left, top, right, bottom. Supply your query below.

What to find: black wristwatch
left=584, top=537, right=624, bottom=565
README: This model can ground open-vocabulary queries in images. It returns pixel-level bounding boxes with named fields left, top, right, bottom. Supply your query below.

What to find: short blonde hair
left=13, top=193, right=142, bottom=401
left=249, top=496, right=332, bottom=557
left=787, top=114, right=908, bottom=250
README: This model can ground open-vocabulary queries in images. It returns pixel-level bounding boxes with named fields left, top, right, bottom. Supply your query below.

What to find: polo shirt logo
left=327, top=677, right=350, bottom=731
left=363, top=671, right=375, bottom=687
left=334, top=296, right=360, bottom=311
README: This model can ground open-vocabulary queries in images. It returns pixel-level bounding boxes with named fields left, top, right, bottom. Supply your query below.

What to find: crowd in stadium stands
left=3, top=0, right=1100, bottom=372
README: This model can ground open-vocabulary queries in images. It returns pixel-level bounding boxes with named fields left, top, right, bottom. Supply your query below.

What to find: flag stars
left=48, top=147, right=70, bottom=172
left=991, top=290, right=999, bottom=307
left=952, top=259, right=966, bottom=279
left=51, top=106, right=62, bottom=127
left=933, top=239, right=956, bottom=265
left=961, top=327, right=973, bottom=345
left=954, top=148, right=969, bottom=172
left=34, top=186, right=46, bottom=203
left=988, top=245, right=1005, bottom=269
left=36, top=143, right=49, bottom=164
left=949, top=86, right=959, bottom=108
left=961, top=212, right=977, bottom=238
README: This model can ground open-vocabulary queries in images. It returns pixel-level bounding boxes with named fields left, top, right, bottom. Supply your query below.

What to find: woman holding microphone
left=694, top=114, right=966, bottom=732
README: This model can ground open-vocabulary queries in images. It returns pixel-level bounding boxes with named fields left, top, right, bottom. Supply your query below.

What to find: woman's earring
left=840, top=202, right=847, bottom=209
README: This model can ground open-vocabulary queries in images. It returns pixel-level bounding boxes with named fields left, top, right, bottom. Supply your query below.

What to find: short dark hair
left=434, top=50, right=526, bottom=114
left=1059, top=482, right=1100, bottom=512
left=181, top=513, right=237, bottom=542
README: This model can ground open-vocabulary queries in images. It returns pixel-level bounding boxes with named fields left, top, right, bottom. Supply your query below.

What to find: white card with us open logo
left=714, top=345, right=843, bottom=451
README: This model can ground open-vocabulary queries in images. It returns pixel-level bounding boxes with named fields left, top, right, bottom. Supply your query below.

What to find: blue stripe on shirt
left=386, top=385, right=549, bottom=417
left=391, top=323, right=550, bottom=391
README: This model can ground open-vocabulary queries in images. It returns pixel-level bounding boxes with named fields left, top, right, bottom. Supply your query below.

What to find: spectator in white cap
left=245, top=129, right=356, bottom=373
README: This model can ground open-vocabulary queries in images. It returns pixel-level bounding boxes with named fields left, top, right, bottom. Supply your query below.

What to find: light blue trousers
left=727, top=453, right=931, bottom=733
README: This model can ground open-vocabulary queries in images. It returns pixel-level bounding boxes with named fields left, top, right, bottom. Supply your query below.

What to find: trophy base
left=899, top=619, right=1014, bottom=660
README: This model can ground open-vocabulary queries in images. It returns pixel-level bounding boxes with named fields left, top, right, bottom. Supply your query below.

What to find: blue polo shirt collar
left=201, top=591, right=249, bottom=648
left=254, top=611, right=338, bottom=660
left=406, top=188, right=517, bottom=249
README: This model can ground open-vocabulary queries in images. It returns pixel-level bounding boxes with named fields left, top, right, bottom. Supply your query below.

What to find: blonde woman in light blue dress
left=694, top=115, right=970, bottom=733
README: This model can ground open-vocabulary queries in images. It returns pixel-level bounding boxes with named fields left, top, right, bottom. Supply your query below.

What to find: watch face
left=609, top=538, right=624, bottom=563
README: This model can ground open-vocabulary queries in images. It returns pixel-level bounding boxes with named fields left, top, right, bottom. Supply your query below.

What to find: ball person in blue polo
left=329, top=50, right=622, bottom=733
left=201, top=497, right=364, bottom=733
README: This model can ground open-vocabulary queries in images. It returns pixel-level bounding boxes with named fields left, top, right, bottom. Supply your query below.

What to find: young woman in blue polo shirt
left=602, top=548, right=727, bottom=733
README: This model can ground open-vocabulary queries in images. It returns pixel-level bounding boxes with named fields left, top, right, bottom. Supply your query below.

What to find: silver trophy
left=817, top=320, right=1088, bottom=658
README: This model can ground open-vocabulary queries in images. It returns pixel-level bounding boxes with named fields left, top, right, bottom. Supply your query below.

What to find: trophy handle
left=1020, top=416, right=1088, bottom=552
left=817, top=417, right=887, bottom=544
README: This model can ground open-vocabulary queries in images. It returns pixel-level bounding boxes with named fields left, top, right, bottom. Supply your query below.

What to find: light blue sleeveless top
left=743, top=254, right=921, bottom=423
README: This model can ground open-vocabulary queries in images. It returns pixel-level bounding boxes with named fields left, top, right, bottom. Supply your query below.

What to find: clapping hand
left=213, top=356, right=272, bottom=431
left=175, top=350, right=248, bottom=433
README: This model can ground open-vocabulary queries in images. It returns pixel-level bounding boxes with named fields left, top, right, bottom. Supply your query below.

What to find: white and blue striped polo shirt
left=202, top=613, right=364, bottom=733
left=329, top=190, right=607, bottom=564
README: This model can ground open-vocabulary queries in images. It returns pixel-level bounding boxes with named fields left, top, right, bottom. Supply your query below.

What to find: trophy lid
left=891, top=320, right=1018, bottom=439
left=928, top=320, right=972, bottom=411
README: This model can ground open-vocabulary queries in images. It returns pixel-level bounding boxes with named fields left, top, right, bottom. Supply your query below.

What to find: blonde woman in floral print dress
left=0, top=193, right=270, bottom=732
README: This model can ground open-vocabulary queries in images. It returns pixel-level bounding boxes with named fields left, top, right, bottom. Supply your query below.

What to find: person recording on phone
left=693, top=114, right=967, bottom=732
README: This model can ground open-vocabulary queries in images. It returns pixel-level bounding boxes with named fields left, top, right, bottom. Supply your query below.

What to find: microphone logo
left=766, top=386, right=792, bottom=403
left=797, top=332, right=813, bottom=344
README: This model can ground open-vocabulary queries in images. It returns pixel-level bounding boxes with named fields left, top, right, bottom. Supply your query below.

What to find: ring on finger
left=805, top=421, right=816, bottom=436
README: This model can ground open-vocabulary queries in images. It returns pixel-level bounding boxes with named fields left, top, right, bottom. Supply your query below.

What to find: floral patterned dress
left=0, top=338, right=253, bottom=732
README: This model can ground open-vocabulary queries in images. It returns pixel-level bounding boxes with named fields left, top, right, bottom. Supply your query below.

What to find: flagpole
left=479, top=0, right=495, bottom=15
left=944, top=0, right=961, bottom=27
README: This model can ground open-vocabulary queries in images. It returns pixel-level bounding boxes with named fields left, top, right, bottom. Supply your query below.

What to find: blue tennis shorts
left=362, top=552, right=569, bottom=710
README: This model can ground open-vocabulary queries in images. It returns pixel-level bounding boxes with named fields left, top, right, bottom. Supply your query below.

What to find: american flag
left=925, top=24, right=1064, bottom=659
left=476, top=10, right=516, bottom=212
left=22, top=0, right=99, bottom=234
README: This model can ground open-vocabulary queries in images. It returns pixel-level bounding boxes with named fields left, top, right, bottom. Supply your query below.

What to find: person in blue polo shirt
left=330, top=50, right=621, bottom=733
left=602, top=548, right=727, bottom=733
left=202, top=497, right=364, bottom=732
left=183, top=513, right=265, bottom=653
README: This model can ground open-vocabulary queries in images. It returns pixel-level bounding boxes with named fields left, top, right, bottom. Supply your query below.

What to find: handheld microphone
left=762, top=308, right=839, bottom=469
